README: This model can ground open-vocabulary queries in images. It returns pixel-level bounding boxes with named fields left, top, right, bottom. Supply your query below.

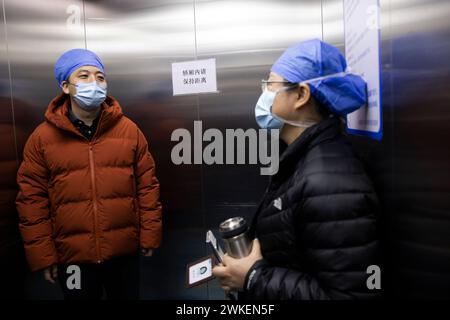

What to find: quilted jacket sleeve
left=16, top=130, right=58, bottom=271
left=135, top=128, right=163, bottom=249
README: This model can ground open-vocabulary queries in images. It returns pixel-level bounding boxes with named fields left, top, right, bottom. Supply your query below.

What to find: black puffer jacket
left=244, top=117, right=381, bottom=300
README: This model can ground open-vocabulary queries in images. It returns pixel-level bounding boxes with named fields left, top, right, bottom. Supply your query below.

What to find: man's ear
left=293, top=83, right=311, bottom=110
left=61, top=81, right=70, bottom=95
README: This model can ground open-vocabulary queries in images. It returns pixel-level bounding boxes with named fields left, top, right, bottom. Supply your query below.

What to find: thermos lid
left=219, top=217, right=248, bottom=239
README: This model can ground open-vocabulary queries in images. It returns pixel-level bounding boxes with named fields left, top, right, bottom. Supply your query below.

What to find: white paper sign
left=172, top=58, right=218, bottom=95
left=344, top=0, right=383, bottom=140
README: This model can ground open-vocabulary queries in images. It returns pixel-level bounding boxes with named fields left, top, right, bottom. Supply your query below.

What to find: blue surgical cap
left=271, top=39, right=367, bottom=116
left=54, top=48, right=105, bottom=86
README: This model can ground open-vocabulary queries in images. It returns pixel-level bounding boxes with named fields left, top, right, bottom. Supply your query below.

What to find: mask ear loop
left=65, top=81, right=108, bottom=89
left=301, top=70, right=351, bottom=85
left=272, top=113, right=318, bottom=128
left=268, top=87, right=318, bottom=128
left=270, top=72, right=355, bottom=128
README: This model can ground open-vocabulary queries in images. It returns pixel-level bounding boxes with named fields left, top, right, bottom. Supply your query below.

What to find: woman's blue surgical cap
left=54, top=48, right=105, bottom=86
left=271, top=39, right=367, bottom=116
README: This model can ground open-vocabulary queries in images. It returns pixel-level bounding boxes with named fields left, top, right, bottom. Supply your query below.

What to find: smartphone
left=206, top=230, right=224, bottom=264
left=206, top=230, right=237, bottom=300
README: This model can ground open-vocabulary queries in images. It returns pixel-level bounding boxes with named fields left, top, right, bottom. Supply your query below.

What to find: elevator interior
left=0, top=0, right=449, bottom=299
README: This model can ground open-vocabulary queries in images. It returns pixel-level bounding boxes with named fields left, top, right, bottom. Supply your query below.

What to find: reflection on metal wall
left=377, top=0, right=450, bottom=299
left=0, top=0, right=26, bottom=299
left=1, top=0, right=449, bottom=299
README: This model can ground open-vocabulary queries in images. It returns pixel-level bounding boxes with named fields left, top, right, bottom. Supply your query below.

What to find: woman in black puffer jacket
left=213, top=39, right=381, bottom=300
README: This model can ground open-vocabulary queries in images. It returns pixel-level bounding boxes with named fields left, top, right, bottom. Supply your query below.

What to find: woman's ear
left=61, top=81, right=70, bottom=95
left=293, top=83, right=311, bottom=110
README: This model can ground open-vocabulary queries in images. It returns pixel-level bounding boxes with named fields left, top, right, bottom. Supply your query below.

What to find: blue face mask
left=255, top=71, right=356, bottom=130
left=255, top=89, right=317, bottom=130
left=255, top=89, right=283, bottom=129
left=70, top=81, right=107, bottom=111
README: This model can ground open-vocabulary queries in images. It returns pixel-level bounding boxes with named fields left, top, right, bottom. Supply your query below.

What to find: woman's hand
left=212, top=239, right=263, bottom=292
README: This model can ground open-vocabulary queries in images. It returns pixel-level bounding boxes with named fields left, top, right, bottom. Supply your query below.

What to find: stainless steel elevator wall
left=1, top=0, right=449, bottom=299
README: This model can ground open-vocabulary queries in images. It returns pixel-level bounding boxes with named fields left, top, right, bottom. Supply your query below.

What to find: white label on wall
left=172, top=58, right=218, bottom=95
left=344, top=0, right=383, bottom=140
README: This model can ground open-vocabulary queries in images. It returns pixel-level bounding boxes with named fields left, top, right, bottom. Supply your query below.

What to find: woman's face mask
left=255, top=85, right=317, bottom=130
left=69, top=81, right=107, bottom=111
left=255, top=89, right=283, bottom=129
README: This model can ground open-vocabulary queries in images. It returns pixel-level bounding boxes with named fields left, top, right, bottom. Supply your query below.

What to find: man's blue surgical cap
left=54, top=48, right=105, bottom=86
left=271, top=39, right=367, bottom=116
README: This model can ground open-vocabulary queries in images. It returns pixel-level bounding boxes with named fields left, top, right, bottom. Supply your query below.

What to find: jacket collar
left=276, top=116, right=343, bottom=176
left=44, top=93, right=123, bottom=139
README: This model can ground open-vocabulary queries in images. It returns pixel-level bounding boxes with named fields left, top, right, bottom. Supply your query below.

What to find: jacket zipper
left=69, top=109, right=104, bottom=263
left=89, top=144, right=101, bottom=263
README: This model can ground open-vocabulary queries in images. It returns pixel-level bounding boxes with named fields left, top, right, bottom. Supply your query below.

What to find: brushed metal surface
left=2, top=0, right=449, bottom=299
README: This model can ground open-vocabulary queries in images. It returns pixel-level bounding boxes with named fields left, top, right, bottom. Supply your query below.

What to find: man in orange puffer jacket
left=16, top=48, right=162, bottom=299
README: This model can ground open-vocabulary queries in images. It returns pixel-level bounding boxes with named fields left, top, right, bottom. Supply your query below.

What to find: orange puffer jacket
left=16, top=93, right=162, bottom=271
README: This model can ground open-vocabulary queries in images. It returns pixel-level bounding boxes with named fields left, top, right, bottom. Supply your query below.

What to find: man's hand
left=141, top=248, right=154, bottom=257
left=43, top=265, right=58, bottom=284
left=212, top=239, right=263, bottom=292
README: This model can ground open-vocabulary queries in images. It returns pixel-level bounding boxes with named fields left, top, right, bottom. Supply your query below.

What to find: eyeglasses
left=260, top=79, right=298, bottom=93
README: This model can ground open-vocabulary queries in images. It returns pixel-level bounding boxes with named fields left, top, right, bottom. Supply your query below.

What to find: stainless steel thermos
left=219, top=217, right=252, bottom=259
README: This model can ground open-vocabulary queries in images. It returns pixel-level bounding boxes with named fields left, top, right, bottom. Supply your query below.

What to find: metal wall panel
left=4, top=0, right=86, bottom=299
left=0, top=2, right=25, bottom=298
left=382, top=0, right=450, bottom=299
left=0, top=1, right=17, bottom=220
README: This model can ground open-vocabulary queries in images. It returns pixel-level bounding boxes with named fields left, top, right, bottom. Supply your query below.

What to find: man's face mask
left=68, top=81, right=107, bottom=111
